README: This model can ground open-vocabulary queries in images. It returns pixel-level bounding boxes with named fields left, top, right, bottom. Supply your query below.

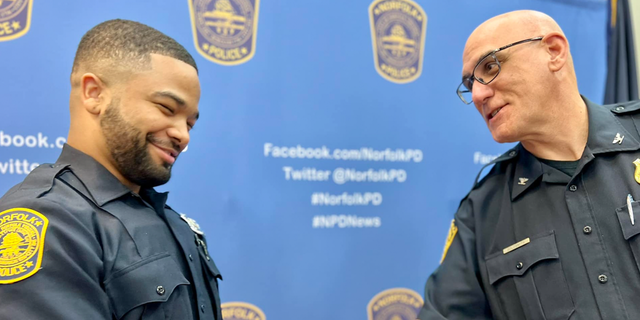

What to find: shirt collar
left=584, top=97, right=640, bottom=154
left=56, top=144, right=133, bottom=206
left=511, top=144, right=543, bottom=200
left=511, top=97, right=640, bottom=200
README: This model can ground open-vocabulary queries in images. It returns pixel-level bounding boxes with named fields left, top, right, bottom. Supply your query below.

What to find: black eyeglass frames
left=456, top=37, right=543, bottom=105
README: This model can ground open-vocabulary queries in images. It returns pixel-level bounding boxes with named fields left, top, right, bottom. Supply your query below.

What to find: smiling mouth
left=488, top=105, right=505, bottom=120
left=150, top=143, right=179, bottom=164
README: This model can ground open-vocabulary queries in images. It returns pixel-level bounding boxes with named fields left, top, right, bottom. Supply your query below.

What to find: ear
left=80, top=73, right=109, bottom=115
left=542, top=32, right=569, bottom=72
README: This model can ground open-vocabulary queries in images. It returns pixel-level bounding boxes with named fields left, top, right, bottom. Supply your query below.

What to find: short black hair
left=72, top=19, right=197, bottom=81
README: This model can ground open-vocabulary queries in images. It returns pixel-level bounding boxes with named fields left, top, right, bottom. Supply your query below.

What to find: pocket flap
left=204, top=257, right=222, bottom=280
left=104, top=253, right=190, bottom=319
left=486, top=231, right=559, bottom=285
left=616, top=202, right=640, bottom=240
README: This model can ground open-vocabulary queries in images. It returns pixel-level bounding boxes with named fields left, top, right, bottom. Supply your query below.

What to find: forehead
left=126, top=54, right=201, bottom=107
left=461, top=19, right=521, bottom=74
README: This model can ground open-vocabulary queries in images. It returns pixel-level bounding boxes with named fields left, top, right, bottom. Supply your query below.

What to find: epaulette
left=451, top=145, right=520, bottom=215
left=609, top=100, right=640, bottom=115
left=15, top=163, right=70, bottom=198
left=471, top=145, right=520, bottom=189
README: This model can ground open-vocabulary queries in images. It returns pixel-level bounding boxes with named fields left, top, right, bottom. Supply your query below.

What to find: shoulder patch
left=0, top=208, right=48, bottom=284
left=440, top=219, right=458, bottom=263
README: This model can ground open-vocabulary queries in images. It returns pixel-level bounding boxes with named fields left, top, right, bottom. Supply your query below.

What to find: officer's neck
left=521, top=96, right=589, bottom=161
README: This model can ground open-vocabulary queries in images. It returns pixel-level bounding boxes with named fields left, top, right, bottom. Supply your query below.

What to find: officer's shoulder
left=0, top=163, right=70, bottom=204
left=471, top=146, right=518, bottom=190
left=449, top=147, right=517, bottom=220
left=607, top=99, right=640, bottom=115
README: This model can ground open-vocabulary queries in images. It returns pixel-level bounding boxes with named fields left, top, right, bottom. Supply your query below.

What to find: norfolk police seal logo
left=0, top=0, right=32, bottom=42
left=369, top=0, right=427, bottom=84
left=367, top=288, right=423, bottom=320
left=221, top=302, right=266, bottom=320
left=0, top=208, right=48, bottom=284
left=189, top=0, right=260, bottom=66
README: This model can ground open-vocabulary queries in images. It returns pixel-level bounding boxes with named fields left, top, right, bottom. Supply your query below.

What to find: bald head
left=470, top=10, right=564, bottom=44
left=459, top=10, right=582, bottom=145
left=463, top=10, right=572, bottom=76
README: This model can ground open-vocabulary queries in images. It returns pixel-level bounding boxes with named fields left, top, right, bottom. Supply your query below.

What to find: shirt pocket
left=485, top=231, right=575, bottom=320
left=104, top=252, right=191, bottom=319
left=615, top=201, right=640, bottom=272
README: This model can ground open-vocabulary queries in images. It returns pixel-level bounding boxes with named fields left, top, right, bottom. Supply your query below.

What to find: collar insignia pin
left=613, top=133, right=625, bottom=145
left=518, top=177, right=529, bottom=186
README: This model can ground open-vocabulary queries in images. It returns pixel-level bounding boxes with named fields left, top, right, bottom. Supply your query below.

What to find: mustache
left=146, top=134, right=181, bottom=154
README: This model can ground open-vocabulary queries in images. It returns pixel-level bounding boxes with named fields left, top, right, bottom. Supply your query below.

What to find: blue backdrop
left=0, top=0, right=608, bottom=319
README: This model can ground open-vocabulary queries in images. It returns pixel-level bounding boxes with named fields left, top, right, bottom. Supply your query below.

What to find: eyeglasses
left=456, top=37, right=543, bottom=104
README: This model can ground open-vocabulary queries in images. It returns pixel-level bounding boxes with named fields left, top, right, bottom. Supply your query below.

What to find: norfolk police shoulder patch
left=0, top=207, right=48, bottom=284
left=0, top=0, right=33, bottom=42
left=440, top=219, right=457, bottom=263
left=189, top=0, right=260, bottom=66
left=369, top=0, right=427, bottom=84
left=221, top=301, right=266, bottom=320
left=367, top=288, right=423, bottom=320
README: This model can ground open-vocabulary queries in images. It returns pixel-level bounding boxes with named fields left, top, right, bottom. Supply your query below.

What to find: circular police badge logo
left=0, top=0, right=27, bottom=21
left=367, top=288, right=423, bottom=320
left=194, top=0, right=254, bottom=49
left=0, top=208, right=48, bottom=284
left=190, top=0, right=259, bottom=65
left=221, top=301, right=266, bottom=320
left=369, top=0, right=427, bottom=83
left=375, top=13, right=421, bottom=70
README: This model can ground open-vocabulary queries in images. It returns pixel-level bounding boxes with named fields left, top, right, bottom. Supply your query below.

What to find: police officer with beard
left=0, top=19, right=222, bottom=319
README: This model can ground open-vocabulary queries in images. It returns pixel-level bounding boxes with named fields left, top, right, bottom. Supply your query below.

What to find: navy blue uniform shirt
left=0, top=145, right=222, bottom=319
left=419, top=98, right=640, bottom=320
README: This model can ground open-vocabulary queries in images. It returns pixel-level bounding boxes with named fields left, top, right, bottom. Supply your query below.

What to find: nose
left=471, top=82, right=494, bottom=108
left=167, top=121, right=190, bottom=152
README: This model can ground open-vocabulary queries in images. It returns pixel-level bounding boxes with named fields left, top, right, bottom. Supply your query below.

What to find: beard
left=100, top=99, right=176, bottom=188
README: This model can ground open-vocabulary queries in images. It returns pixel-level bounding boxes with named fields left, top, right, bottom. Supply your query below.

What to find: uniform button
left=509, top=151, right=517, bottom=157
left=200, top=304, right=205, bottom=313
left=583, top=226, right=592, bottom=234
left=569, top=185, right=578, bottom=192
left=206, top=256, right=211, bottom=261
left=156, top=286, right=165, bottom=295
left=615, top=106, right=625, bottom=111
left=598, top=274, right=608, bottom=283
left=516, top=262, right=523, bottom=270
left=189, top=254, right=193, bottom=261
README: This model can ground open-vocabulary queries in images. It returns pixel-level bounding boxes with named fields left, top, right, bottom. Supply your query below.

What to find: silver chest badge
left=180, top=213, right=204, bottom=235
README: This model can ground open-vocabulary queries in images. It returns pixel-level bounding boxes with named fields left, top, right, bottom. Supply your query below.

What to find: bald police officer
left=0, top=20, right=222, bottom=319
left=419, top=10, right=640, bottom=319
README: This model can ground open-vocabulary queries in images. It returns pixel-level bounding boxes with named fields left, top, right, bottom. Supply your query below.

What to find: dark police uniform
left=418, top=98, right=640, bottom=320
left=0, top=145, right=222, bottom=320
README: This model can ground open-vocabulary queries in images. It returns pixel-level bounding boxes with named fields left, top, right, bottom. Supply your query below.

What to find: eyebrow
left=461, top=49, right=498, bottom=83
left=151, top=91, right=200, bottom=120
left=461, top=49, right=491, bottom=80
left=151, top=91, right=186, bottom=106
left=476, top=50, right=495, bottom=66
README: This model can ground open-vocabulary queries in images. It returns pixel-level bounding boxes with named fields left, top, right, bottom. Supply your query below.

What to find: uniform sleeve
left=0, top=198, right=111, bottom=319
left=417, top=198, right=494, bottom=320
